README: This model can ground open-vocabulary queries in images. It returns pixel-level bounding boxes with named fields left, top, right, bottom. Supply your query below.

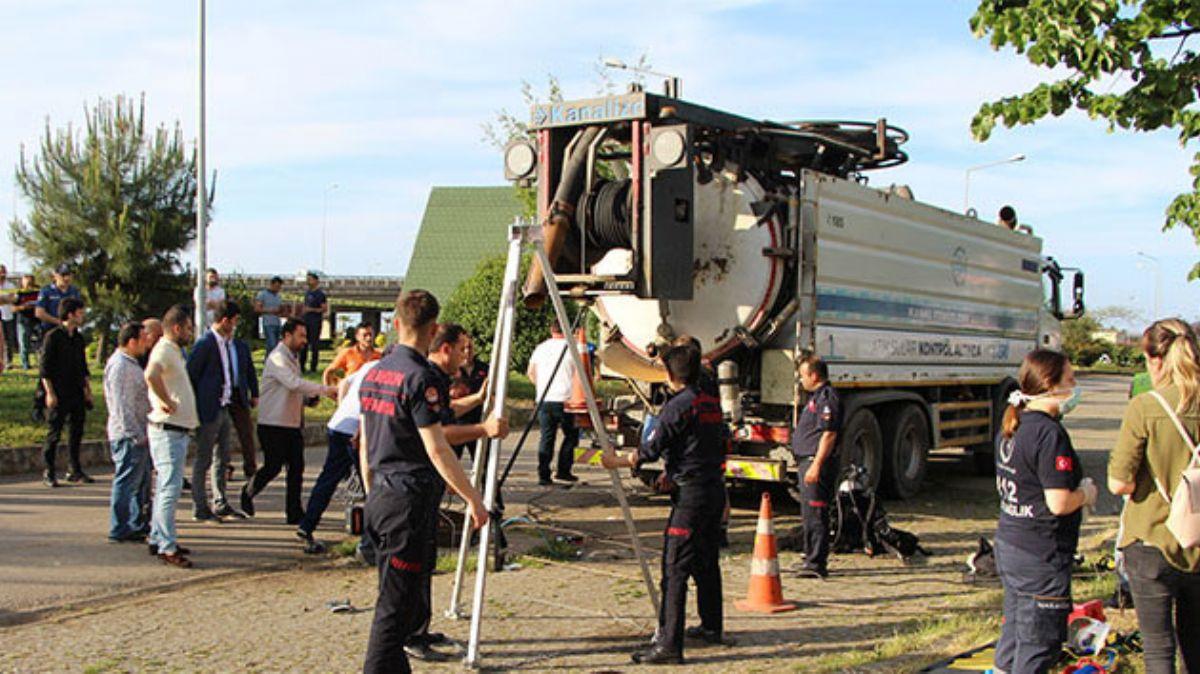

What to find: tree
left=1062, top=314, right=1109, bottom=365
left=441, top=253, right=578, bottom=373
left=11, top=95, right=202, bottom=354
left=969, top=1, right=1200, bottom=275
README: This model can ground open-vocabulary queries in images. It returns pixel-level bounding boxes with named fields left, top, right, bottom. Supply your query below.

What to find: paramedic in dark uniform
left=993, top=349, right=1096, bottom=674
left=791, top=354, right=841, bottom=579
left=604, top=345, right=729, bottom=665
left=359, top=290, right=506, bottom=674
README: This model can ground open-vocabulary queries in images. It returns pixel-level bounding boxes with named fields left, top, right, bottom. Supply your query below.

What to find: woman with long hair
left=993, top=349, right=1098, bottom=674
left=1109, top=318, right=1200, bottom=674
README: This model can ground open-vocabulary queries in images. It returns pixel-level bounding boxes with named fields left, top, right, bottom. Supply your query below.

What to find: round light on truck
left=652, top=129, right=686, bottom=167
left=503, top=141, right=537, bottom=181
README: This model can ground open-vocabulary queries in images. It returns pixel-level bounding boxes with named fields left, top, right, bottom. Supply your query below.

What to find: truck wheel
left=838, top=408, right=883, bottom=492
left=881, top=404, right=930, bottom=500
left=973, top=380, right=1016, bottom=476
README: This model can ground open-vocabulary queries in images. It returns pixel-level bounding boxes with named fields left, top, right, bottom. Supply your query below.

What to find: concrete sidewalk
left=0, top=442, right=356, bottom=622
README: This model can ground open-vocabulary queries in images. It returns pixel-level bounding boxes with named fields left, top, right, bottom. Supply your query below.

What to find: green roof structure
left=403, top=186, right=525, bottom=302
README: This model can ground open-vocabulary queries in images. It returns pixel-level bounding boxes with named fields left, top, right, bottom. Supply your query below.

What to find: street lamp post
left=321, top=182, right=339, bottom=274
left=1136, top=251, right=1162, bottom=319
left=195, top=0, right=208, bottom=331
left=963, top=153, right=1026, bottom=214
left=602, top=57, right=682, bottom=98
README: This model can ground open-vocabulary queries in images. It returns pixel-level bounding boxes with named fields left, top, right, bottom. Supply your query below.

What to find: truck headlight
left=503, top=140, right=537, bottom=182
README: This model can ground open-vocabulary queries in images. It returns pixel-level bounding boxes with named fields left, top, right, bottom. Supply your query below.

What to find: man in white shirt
left=193, top=268, right=226, bottom=329
left=294, top=357, right=380, bottom=554
left=241, top=319, right=336, bottom=523
left=144, top=305, right=200, bottom=568
left=526, top=321, right=580, bottom=485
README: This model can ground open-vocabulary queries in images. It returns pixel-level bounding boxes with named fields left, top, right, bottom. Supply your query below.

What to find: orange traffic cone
left=735, top=492, right=798, bottom=613
left=564, top=327, right=594, bottom=428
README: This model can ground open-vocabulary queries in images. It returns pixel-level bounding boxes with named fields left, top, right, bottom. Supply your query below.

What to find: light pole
left=964, top=153, right=1026, bottom=214
left=602, top=57, right=682, bottom=98
left=321, top=182, right=338, bottom=273
left=1136, top=251, right=1162, bottom=319
left=194, top=0, right=208, bottom=331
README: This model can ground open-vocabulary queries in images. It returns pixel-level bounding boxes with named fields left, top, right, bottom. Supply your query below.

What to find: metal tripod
left=446, top=219, right=660, bottom=669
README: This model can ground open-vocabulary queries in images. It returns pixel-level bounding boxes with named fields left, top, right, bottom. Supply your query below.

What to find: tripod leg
left=534, top=245, right=661, bottom=620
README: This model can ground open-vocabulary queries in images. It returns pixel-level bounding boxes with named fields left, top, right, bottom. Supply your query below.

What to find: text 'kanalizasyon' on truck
left=502, top=85, right=1085, bottom=499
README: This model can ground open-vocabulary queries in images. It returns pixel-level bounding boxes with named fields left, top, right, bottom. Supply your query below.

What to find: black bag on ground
left=962, top=537, right=999, bottom=584
left=830, top=466, right=931, bottom=562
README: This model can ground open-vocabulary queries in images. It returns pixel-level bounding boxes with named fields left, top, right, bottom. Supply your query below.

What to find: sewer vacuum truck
left=501, top=87, right=1084, bottom=499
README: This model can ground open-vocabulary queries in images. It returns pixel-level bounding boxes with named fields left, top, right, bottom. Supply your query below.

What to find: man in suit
left=228, top=328, right=259, bottom=478
left=186, top=301, right=247, bottom=521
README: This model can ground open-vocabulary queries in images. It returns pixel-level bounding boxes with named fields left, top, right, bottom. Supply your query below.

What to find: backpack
left=1147, top=391, right=1200, bottom=548
left=830, top=466, right=930, bottom=562
left=963, top=537, right=999, bottom=584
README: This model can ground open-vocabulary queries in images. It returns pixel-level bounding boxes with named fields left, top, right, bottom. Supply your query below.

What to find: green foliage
left=970, top=1, right=1200, bottom=276
left=10, top=95, right=200, bottom=348
left=220, top=272, right=259, bottom=342
left=441, top=253, right=578, bottom=373
left=1062, top=314, right=1145, bottom=366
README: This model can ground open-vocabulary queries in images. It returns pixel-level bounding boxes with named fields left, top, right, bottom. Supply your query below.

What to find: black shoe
left=631, top=645, right=682, bottom=665
left=240, top=484, right=256, bottom=517
left=409, top=631, right=448, bottom=646
left=554, top=473, right=579, bottom=483
left=286, top=515, right=303, bottom=526
left=65, top=471, right=95, bottom=484
left=108, top=531, right=147, bottom=544
left=537, top=476, right=553, bottom=486
left=403, top=641, right=449, bottom=662
left=295, top=529, right=327, bottom=554
left=213, top=504, right=248, bottom=520
left=792, top=563, right=828, bottom=580
left=192, top=511, right=224, bottom=524
left=43, top=472, right=59, bottom=488
left=685, top=625, right=734, bottom=646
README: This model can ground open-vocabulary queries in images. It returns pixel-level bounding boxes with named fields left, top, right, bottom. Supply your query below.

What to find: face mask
left=1058, top=387, right=1082, bottom=416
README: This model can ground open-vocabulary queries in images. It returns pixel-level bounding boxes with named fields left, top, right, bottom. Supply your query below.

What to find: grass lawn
left=0, top=344, right=630, bottom=448
left=0, top=344, right=337, bottom=449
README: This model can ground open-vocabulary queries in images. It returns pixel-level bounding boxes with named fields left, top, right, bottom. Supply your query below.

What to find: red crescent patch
left=1055, top=456, right=1073, bottom=472
left=425, top=386, right=440, bottom=404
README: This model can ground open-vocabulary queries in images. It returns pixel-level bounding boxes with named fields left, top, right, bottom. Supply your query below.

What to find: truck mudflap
left=574, top=446, right=607, bottom=466
left=573, top=447, right=788, bottom=483
left=724, top=455, right=787, bottom=482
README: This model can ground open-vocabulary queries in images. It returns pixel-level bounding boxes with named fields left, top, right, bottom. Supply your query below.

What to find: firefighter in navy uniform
left=604, top=345, right=730, bottom=665
left=791, top=354, right=842, bottom=579
left=359, top=291, right=507, bottom=674
left=992, top=350, right=1095, bottom=674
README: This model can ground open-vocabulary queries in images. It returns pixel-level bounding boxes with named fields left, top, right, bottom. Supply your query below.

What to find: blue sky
left=0, top=0, right=1195, bottom=327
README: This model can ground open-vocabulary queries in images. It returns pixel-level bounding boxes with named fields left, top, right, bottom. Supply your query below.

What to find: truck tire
left=838, top=408, right=883, bottom=492
left=972, top=380, right=1017, bottom=476
left=881, top=403, right=930, bottom=500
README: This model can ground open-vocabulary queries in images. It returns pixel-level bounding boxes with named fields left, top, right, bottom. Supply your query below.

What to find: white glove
left=1079, top=477, right=1098, bottom=509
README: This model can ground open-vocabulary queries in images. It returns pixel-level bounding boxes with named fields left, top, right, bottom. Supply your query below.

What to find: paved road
left=0, top=373, right=1133, bottom=624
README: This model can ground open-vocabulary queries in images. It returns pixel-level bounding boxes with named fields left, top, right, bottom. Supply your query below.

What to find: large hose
left=523, top=126, right=603, bottom=308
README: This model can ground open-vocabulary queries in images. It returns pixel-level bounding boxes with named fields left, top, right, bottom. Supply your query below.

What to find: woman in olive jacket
left=1109, top=318, right=1200, bottom=674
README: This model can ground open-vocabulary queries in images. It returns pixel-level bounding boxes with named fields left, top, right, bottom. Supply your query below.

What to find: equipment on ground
left=506, top=87, right=1086, bottom=498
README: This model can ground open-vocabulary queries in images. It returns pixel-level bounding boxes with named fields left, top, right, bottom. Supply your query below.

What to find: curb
left=0, top=423, right=330, bottom=477
left=1, top=410, right=534, bottom=477
left=0, top=556, right=345, bottom=628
